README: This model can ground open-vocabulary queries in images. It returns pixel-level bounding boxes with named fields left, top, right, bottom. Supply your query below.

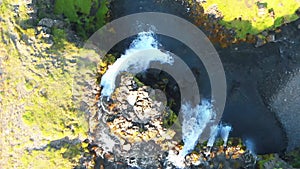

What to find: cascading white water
left=207, top=124, right=232, bottom=147
left=100, top=31, right=174, bottom=97
left=220, top=125, right=232, bottom=146
left=167, top=100, right=216, bottom=168
left=180, top=100, right=216, bottom=157
left=207, top=125, right=219, bottom=147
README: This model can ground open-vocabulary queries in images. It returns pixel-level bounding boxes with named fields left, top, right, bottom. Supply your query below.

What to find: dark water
left=108, top=0, right=300, bottom=154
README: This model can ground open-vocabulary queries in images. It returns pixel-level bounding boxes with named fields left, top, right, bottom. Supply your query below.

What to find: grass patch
left=201, top=0, right=300, bottom=38
left=1, top=0, right=93, bottom=168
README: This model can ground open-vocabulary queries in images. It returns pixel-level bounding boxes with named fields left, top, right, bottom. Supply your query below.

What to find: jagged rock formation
left=90, top=73, right=178, bottom=166
left=113, top=74, right=166, bottom=124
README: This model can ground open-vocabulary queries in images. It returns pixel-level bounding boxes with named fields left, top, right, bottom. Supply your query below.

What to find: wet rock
left=12, top=5, right=20, bottom=16
left=266, top=34, right=275, bottom=42
left=255, top=36, right=266, bottom=47
left=38, top=18, right=54, bottom=28
left=104, top=152, right=115, bottom=162
left=261, top=31, right=268, bottom=37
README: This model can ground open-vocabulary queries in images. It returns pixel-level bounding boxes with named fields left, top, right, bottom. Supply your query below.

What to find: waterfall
left=167, top=100, right=216, bottom=168
left=100, top=31, right=174, bottom=97
left=179, top=100, right=216, bottom=157
left=207, top=125, right=219, bottom=147
left=207, top=124, right=232, bottom=147
left=220, top=125, right=232, bottom=146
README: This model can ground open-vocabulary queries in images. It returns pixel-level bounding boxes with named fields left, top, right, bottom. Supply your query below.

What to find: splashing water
left=180, top=100, right=216, bottom=157
left=207, top=125, right=219, bottom=147
left=167, top=100, right=216, bottom=168
left=100, top=31, right=174, bottom=97
left=220, top=125, right=232, bottom=146
left=167, top=150, right=186, bottom=169
left=207, top=124, right=232, bottom=147
left=168, top=122, right=231, bottom=169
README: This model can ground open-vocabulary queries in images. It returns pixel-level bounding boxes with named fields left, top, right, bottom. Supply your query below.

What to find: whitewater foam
left=179, top=100, right=215, bottom=157
left=220, top=125, right=232, bottom=146
left=100, top=31, right=174, bottom=97
left=207, top=124, right=232, bottom=147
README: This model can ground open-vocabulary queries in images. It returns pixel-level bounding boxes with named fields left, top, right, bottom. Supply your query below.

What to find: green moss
left=102, top=53, right=116, bottom=65
left=133, top=76, right=145, bottom=87
left=163, top=109, right=178, bottom=128
left=25, top=80, right=34, bottom=91
left=54, top=0, right=109, bottom=38
left=52, top=28, right=67, bottom=49
left=0, top=0, right=10, bottom=17
left=22, top=111, right=35, bottom=124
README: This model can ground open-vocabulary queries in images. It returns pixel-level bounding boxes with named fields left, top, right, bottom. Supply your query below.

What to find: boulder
left=38, top=18, right=54, bottom=28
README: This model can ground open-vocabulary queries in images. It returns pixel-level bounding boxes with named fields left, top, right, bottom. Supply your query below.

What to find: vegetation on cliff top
left=201, top=0, right=300, bottom=38
left=0, top=0, right=105, bottom=168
